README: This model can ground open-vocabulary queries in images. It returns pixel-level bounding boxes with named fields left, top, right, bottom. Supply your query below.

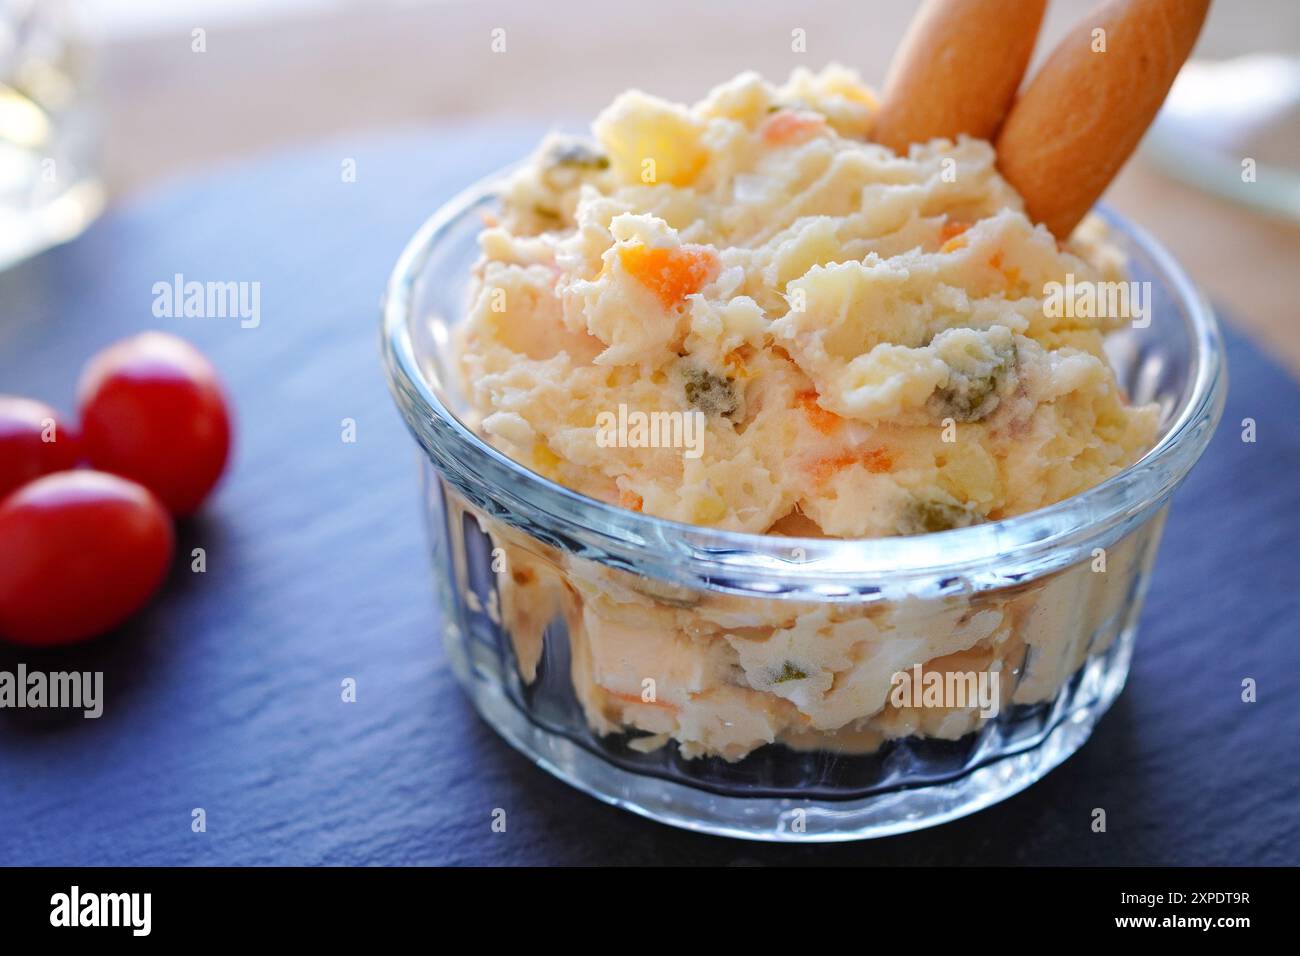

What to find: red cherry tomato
left=0, top=396, right=81, bottom=501
left=0, top=471, right=174, bottom=646
left=78, top=332, right=232, bottom=517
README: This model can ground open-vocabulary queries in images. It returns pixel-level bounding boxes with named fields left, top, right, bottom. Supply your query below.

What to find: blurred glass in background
left=1148, top=54, right=1300, bottom=222
left=0, top=0, right=101, bottom=270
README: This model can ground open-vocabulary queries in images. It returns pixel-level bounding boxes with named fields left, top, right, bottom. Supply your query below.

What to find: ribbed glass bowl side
left=424, top=460, right=1165, bottom=840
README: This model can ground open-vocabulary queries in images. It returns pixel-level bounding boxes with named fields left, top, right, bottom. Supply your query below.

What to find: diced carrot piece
left=619, top=488, right=644, bottom=512
left=618, top=243, right=719, bottom=309
left=760, top=109, right=826, bottom=146
left=808, top=447, right=892, bottom=482
left=939, top=220, right=971, bottom=254
left=795, top=389, right=842, bottom=434
left=809, top=450, right=858, bottom=483
left=987, top=250, right=1020, bottom=288
left=608, top=689, right=678, bottom=711
left=861, top=447, right=892, bottom=473
left=940, top=220, right=971, bottom=243
left=724, top=348, right=754, bottom=380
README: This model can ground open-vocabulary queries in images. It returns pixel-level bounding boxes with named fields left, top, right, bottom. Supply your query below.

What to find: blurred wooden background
left=91, top=0, right=1300, bottom=371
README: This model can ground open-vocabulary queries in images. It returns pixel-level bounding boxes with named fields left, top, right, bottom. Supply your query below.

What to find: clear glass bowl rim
left=381, top=169, right=1227, bottom=591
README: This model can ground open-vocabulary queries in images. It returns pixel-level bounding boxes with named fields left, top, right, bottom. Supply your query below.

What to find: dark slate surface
left=0, top=127, right=1296, bottom=866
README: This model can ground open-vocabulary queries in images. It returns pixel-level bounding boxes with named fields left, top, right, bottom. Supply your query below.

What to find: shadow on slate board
left=0, top=126, right=1296, bottom=866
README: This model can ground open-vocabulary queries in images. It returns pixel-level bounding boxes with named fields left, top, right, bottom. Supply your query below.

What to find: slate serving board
left=0, top=127, right=1296, bottom=866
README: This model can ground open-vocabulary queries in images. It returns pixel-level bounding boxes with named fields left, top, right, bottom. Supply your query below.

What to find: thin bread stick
left=996, top=0, right=1211, bottom=237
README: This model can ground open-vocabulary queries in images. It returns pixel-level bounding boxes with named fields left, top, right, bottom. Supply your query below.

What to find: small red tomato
left=0, top=396, right=81, bottom=501
left=0, top=471, right=174, bottom=646
left=78, top=332, right=232, bottom=516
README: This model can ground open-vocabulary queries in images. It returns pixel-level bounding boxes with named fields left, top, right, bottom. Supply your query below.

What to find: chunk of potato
left=594, top=90, right=709, bottom=186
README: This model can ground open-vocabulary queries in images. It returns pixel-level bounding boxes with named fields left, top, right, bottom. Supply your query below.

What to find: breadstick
left=996, top=0, right=1211, bottom=237
left=873, top=0, right=1048, bottom=154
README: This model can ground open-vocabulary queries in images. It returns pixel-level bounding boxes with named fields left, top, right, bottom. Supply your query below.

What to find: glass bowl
left=381, top=171, right=1226, bottom=842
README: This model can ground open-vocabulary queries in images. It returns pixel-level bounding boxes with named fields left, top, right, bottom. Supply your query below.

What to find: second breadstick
left=996, top=0, right=1211, bottom=237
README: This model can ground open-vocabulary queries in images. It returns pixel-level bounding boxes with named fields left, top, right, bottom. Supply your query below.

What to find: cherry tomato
left=0, top=471, right=174, bottom=646
left=0, top=396, right=80, bottom=501
left=78, top=332, right=232, bottom=517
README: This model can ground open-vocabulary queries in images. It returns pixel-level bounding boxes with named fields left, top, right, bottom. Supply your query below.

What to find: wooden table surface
left=0, top=128, right=1297, bottom=865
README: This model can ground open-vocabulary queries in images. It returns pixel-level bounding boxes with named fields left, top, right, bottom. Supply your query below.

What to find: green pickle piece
left=774, top=662, right=808, bottom=683
left=903, top=498, right=982, bottom=534
left=928, top=340, right=1017, bottom=423
left=682, top=365, right=739, bottom=418
left=544, top=140, right=610, bottom=170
